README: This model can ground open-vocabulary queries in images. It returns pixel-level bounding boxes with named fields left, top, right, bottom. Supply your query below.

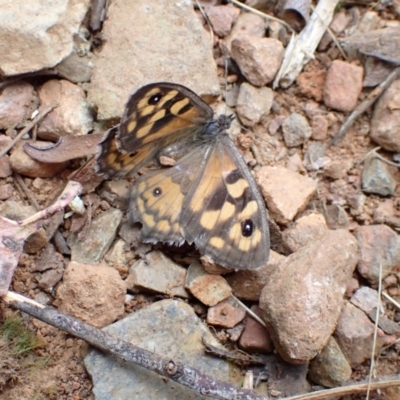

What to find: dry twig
left=331, top=66, right=400, bottom=145
left=3, top=291, right=267, bottom=400
left=0, top=104, right=58, bottom=158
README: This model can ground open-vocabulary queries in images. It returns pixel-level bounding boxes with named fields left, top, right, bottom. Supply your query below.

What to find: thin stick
left=3, top=291, right=268, bottom=400
left=0, top=104, right=58, bottom=158
left=331, top=66, right=400, bottom=146
left=229, top=0, right=294, bottom=32
left=231, top=295, right=267, bottom=328
left=366, top=262, right=383, bottom=399
left=382, top=291, right=400, bottom=310
left=14, top=173, right=40, bottom=210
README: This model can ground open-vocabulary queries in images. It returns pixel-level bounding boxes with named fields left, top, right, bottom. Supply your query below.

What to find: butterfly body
left=97, top=82, right=270, bottom=270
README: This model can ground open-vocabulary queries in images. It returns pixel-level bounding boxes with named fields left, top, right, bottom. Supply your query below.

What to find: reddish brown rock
left=323, top=60, right=363, bottom=112
left=239, top=306, right=273, bottom=353
left=334, top=301, right=396, bottom=366
left=205, top=5, right=240, bottom=37
left=207, top=297, right=246, bottom=328
left=259, top=230, right=358, bottom=363
left=256, top=166, right=317, bottom=224
left=9, top=140, right=68, bottom=178
left=296, top=70, right=326, bottom=101
left=0, top=183, right=13, bottom=200
left=37, top=79, right=93, bottom=140
left=370, top=79, right=400, bottom=152
left=282, top=213, right=328, bottom=253
left=185, top=262, right=232, bottom=306
left=55, top=261, right=126, bottom=328
left=231, top=35, right=284, bottom=87
left=226, top=250, right=286, bottom=301
left=311, top=114, right=329, bottom=141
left=0, top=81, right=37, bottom=129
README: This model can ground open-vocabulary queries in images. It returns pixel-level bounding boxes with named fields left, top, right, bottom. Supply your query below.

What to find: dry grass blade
left=0, top=104, right=58, bottom=158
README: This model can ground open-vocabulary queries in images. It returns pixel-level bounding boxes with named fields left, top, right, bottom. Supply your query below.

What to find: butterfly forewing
left=118, top=83, right=213, bottom=153
left=181, top=136, right=270, bottom=269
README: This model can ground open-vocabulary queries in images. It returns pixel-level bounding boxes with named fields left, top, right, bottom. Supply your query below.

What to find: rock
left=370, top=79, right=400, bottom=152
left=322, top=204, right=350, bottom=230
left=239, top=306, right=273, bottom=353
left=323, top=60, right=363, bottom=112
left=345, top=277, right=360, bottom=298
left=226, top=250, right=286, bottom=301
left=37, top=79, right=93, bottom=141
left=0, top=0, right=90, bottom=76
left=205, top=5, right=240, bottom=37
left=87, top=0, right=219, bottom=120
left=85, top=299, right=241, bottom=399
left=282, top=113, right=312, bottom=147
left=353, top=224, right=400, bottom=284
left=100, top=179, right=130, bottom=210
left=282, top=213, right=328, bottom=253
left=0, top=81, right=37, bottom=129
left=118, top=221, right=152, bottom=256
left=185, top=262, right=232, bottom=306
left=104, top=238, right=132, bottom=267
left=350, top=286, right=383, bottom=315
left=0, top=183, right=13, bottom=200
left=207, top=297, right=246, bottom=328
left=223, top=12, right=266, bottom=51
left=361, top=157, right=396, bottom=197
left=0, top=200, right=48, bottom=253
left=34, top=291, right=52, bottom=305
left=296, top=70, right=326, bottom=102
left=126, top=251, right=189, bottom=298
left=236, top=83, right=273, bottom=127
left=55, top=50, right=94, bottom=83
left=265, top=356, right=310, bottom=396
left=68, top=208, right=123, bottom=263
left=308, top=336, right=352, bottom=387
left=231, top=35, right=284, bottom=87
left=334, top=301, right=395, bottom=366
left=55, top=261, right=126, bottom=328
left=226, top=323, right=245, bottom=341
left=259, top=230, right=358, bottom=363
left=33, top=243, right=64, bottom=272
left=256, top=166, right=317, bottom=224
left=303, top=141, right=327, bottom=171
left=37, top=268, right=63, bottom=291
left=324, top=159, right=353, bottom=180
left=0, top=153, right=12, bottom=178
left=363, top=57, right=393, bottom=87
left=311, top=114, right=329, bottom=141
left=9, top=140, right=68, bottom=178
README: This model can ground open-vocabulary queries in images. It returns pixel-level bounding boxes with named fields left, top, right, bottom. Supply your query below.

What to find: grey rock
left=38, top=268, right=63, bottom=290
left=68, top=208, right=123, bottom=263
left=322, top=204, right=349, bottom=230
left=282, top=113, right=312, bottom=147
left=87, top=0, right=219, bottom=120
left=126, top=251, right=189, bottom=299
left=308, top=336, right=351, bottom=387
left=55, top=50, right=94, bottom=83
left=303, top=141, right=327, bottom=171
left=85, top=299, right=240, bottom=400
left=362, top=157, right=396, bottom=196
left=0, top=0, right=90, bottom=76
left=350, top=286, right=383, bottom=314
left=236, top=83, right=273, bottom=127
left=353, top=224, right=400, bottom=284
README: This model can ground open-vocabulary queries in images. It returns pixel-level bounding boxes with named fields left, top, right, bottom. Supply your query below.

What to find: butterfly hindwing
left=181, top=135, right=270, bottom=269
left=128, top=146, right=208, bottom=244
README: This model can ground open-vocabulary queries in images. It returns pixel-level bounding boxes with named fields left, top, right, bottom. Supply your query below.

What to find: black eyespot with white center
left=241, top=219, right=254, bottom=237
left=153, top=187, right=162, bottom=197
left=149, top=92, right=163, bottom=105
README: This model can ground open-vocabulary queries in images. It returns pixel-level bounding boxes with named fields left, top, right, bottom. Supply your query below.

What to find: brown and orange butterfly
left=96, top=82, right=270, bottom=269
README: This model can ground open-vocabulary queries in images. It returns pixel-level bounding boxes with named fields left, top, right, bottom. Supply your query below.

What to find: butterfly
left=96, top=82, right=270, bottom=270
